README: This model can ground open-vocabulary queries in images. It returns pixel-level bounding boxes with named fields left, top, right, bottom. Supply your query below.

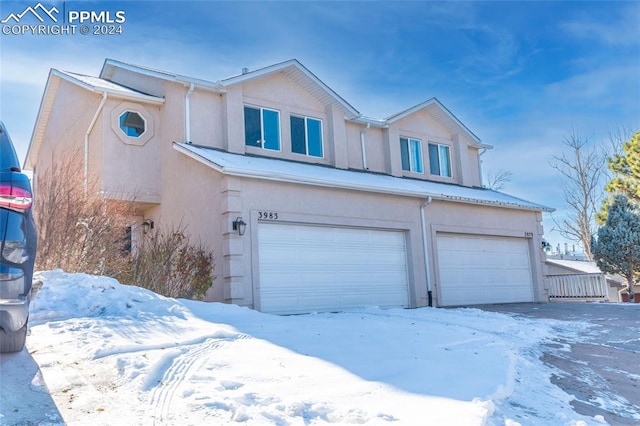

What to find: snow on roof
left=54, top=70, right=164, bottom=103
left=546, top=259, right=603, bottom=274
left=174, top=143, right=553, bottom=212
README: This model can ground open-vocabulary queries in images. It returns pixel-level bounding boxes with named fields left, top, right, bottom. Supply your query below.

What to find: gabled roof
left=24, top=69, right=164, bottom=170
left=383, top=98, right=489, bottom=148
left=100, top=58, right=361, bottom=119
left=99, top=59, right=486, bottom=146
left=174, top=142, right=553, bottom=213
left=220, top=59, right=361, bottom=120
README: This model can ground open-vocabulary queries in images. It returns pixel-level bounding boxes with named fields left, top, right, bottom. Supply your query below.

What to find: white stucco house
left=25, top=58, right=554, bottom=314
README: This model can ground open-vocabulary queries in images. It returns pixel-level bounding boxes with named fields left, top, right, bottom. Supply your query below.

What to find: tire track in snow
left=147, top=333, right=251, bottom=425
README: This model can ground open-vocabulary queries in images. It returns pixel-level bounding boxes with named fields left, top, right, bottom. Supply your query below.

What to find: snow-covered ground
left=1, top=270, right=612, bottom=425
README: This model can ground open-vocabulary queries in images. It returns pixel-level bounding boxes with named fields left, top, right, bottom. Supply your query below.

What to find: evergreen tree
left=591, top=195, right=640, bottom=301
left=598, top=131, right=640, bottom=224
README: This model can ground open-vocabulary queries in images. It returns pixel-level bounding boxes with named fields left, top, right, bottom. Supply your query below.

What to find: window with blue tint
left=244, top=106, right=280, bottom=150
left=428, top=143, right=452, bottom=177
left=428, top=143, right=440, bottom=175
left=290, top=116, right=306, bottom=154
left=410, top=139, right=423, bottom=173
left=244, top=106, right=261, bottom=147
left=400, top=138, right=410, bottom=171
left=439, top=145, right=451, bottom=177
left=119, top=111, right=145, bottom=137
left=306, top=118, right=323, bottom=157
left=400, top=137, right=423, bottom=173
left=291, top=116, right=323, bottom=158
left=262, top=109, right=280, bottom=150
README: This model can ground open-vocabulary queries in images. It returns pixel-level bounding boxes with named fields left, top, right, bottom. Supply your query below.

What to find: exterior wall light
left=232, top=217, right=247, bottom=236
left=142, top=219, right=154, bottom=235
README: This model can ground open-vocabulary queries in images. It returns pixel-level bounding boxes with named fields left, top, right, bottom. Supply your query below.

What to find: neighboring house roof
left=546, top=259, right=603, bottom=274
left=24, top=69, right=164, bottom=170
left=175, top=142, right=554, bottom=212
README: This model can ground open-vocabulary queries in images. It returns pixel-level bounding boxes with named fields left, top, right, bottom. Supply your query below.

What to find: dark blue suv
left=0, top=122, right=36, bottom=353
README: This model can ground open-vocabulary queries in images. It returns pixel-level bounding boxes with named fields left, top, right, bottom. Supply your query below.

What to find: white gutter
left=84, top=92, right=108, bottom=192
left=479, top=147, right=489, bottom=187
left=172, top=143, right=553, bottom=212
left=360, top=123, right=370, bottom=170
left=185, top=83, right=195, bottom=142
left=420, top=196, right=433, bottom=306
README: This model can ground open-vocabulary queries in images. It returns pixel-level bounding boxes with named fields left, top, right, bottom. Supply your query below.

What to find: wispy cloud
left=560, top=4, right=640, bottom=47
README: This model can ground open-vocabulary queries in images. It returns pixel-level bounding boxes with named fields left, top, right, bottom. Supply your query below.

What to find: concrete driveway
left=480, top=302, right=640, bottom=425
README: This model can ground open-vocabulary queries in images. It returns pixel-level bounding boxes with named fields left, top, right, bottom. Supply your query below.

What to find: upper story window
left=244, top=106, right=280, bottom=151
left=428, top=143, right=452, bottom=177
left=291, top=116, right=323, bottom=158
left=400, top=137, right=423, bottom=173
left=119, top=111, right=145, bottom=137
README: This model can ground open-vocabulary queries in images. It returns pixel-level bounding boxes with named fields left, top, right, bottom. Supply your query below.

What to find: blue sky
left=1, top=0, right=639, bottom=250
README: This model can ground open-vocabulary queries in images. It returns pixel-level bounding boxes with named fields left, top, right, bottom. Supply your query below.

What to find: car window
left=0, top=123, right=21, bottom=172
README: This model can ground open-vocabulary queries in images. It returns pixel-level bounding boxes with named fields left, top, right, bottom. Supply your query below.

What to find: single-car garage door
left=258, top=223, right=410, bottom=314
left=437, top=233, right=534, bottom=306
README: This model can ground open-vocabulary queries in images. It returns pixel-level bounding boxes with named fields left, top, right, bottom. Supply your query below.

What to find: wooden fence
left=547, top=273, right=607, bottom=300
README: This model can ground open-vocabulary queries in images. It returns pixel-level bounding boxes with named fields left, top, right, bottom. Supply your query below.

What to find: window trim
left=428, top=142, right=452, bottom=178
left=110, top=103, right=154, bottom=147
left=290, top=115, right=324, bottom=158
left=244, top=105, right=281, bottom=152
left=400, top=137, right=424, bottom=174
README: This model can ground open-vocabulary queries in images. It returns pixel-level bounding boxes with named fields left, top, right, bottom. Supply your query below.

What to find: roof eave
left=24, top=69, right=60, bottom=170
left=173, top=143, right=553, bottom=213
left=101, top=58, right=226, bottom=93
left=53, top=69, right=165, bottom=104
left=24, top=69, right=165, bottom=171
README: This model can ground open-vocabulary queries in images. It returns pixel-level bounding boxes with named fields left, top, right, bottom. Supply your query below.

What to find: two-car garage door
left=257, top=224, right=535, bottom=313
left=436, top=233, right=534, bottom=306
left=258, top=223, right=410, bottom=314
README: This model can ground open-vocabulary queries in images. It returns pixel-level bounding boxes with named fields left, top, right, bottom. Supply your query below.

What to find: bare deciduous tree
left=33, top=149, right=135, bottom=279
left=485, top=168, right=514, bottom=191
left=551, top=131, right=606, bottom=260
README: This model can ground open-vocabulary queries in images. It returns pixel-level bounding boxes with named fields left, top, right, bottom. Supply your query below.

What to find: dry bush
left=131, top=224, right=214, bottom=300
left=34, top=150, right=135, bottom=279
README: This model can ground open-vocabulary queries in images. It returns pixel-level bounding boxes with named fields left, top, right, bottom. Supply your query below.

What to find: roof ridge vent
left=241, top=67, right=249, bottom=74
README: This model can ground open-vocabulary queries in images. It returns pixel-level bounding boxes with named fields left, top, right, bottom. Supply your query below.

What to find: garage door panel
left=258, top=223, right=409, bottom=314
left=437, top=234, right=534, bottom=306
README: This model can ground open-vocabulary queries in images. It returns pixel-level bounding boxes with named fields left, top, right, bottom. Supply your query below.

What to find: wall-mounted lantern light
left=232, top=217, right=247, bottom=236
left=142, top=219, right=154, bottom=235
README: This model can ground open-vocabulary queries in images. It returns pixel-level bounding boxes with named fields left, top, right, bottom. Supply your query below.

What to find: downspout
left=479, top=147, right=488, bottom=187
left=420, top=196, right=433, bottom=306
left=185, top=82, right=195, bottom=142
left=360, top=123, right=370, bottom=170
left=85, top=92, right=108, bottom=192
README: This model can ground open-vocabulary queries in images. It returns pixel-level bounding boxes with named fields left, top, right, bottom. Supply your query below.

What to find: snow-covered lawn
left=3, top=270, right=608, bottom=425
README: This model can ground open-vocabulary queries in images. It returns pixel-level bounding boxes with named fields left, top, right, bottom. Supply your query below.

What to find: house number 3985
left=258, top=211, right=279, bottom=220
